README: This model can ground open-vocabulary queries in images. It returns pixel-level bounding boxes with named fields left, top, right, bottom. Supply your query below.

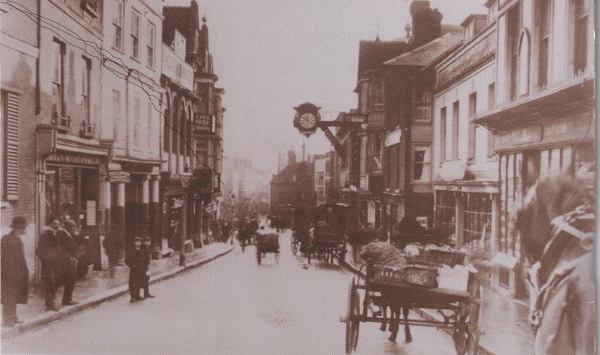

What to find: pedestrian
left=1, top=216, right=29, bottom=327
left=59, top=218, right=81, bottom=306
left=125, top=237, right=145, bottom=303
left=36, top=217, right=63, bottom=311
left=140, top=237, right=155, bottom=299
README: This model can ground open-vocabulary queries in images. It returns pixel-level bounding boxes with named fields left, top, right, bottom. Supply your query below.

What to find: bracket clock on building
left=293, top=102, right=321, bottom=137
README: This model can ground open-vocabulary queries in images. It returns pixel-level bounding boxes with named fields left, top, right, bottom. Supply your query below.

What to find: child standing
left=125, top=237, right=144, bottom=303
left=140, top=237, right=154, bottom=299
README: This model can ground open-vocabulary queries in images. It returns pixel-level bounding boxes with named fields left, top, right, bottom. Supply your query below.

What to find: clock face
left=298, top=112, right=317, bottom=130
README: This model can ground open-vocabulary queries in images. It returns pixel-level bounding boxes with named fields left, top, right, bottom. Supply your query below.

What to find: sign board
left=344, top=113, right=367, bottom=123
left=385, top=128, right=402, bottom=147
left=510, top=125, right=542, bottom=145
left=195, top=114, right=213, bottom=132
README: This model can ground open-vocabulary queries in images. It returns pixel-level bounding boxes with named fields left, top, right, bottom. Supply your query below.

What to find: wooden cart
left=343, top=249, right=482, bottom=354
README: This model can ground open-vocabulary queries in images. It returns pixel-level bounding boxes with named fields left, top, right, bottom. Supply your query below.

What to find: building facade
left=1, top=0, right=40, bottom=278
left=101, top=0, right=164, bottom=265
left=431, top=12, right=499, bottom=288
left=474, top=0, right=595, bottom=297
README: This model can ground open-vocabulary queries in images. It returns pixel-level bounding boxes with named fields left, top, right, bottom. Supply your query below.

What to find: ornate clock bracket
left=293, top=102, right=366, bottom=159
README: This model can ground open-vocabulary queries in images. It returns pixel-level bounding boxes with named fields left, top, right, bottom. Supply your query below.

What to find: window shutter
left=5, top=91, right=19, bottom=200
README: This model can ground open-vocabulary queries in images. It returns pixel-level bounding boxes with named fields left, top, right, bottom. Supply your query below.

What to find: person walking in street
left=125, top=237, right=145, bottom=303
left=37, top=217, right=64, bottom=311
left=1, top=216, right=29, bottom=327
left=60, top=218, right=81, bottom=306
left=140, top=237, right=155, bottom=299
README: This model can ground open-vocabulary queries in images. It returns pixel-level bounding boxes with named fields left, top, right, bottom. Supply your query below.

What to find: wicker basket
left=371, top=265, right=439, bottom=288
left=405, top=249, right=466, bottom=268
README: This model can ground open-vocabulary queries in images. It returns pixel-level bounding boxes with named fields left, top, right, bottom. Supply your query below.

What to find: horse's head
left=515, top=173, right=593, bottom=263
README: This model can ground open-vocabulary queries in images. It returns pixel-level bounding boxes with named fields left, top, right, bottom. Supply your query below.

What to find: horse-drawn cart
left=308, top=203, right=347, bottom=264
left=255, top=230, right=280, bottom=265
left=343, top=249, right=482, bottom=354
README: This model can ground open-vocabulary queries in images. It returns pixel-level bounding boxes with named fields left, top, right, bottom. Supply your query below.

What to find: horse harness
left=525, top=205, right=595, bottom=332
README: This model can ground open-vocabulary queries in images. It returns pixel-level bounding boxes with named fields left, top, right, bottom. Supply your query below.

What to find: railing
left=51, top=110, right=71, bottom=133
left=79, top=120, right=96, bottom=139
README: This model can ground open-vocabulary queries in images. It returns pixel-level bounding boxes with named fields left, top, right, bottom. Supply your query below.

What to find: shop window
left=435, top=191, right=456, bottom=239
left=1, top=90, right=19, bottom=201
left=499, top=153, right=522, bottom=258
left=463, top=193, right=493, bottom=253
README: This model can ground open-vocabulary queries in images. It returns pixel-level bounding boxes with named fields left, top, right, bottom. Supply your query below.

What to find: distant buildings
left=270, top=150, right=315, bottom=220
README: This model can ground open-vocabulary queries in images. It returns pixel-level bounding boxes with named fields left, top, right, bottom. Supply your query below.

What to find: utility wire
left=3, top=0, right=224, bottom=187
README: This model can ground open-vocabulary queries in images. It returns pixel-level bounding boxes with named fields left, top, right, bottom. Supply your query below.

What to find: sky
left=167, top=0, right=488, bottom=173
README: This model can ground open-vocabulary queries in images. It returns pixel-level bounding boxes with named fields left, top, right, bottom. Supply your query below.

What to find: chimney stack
left=409, top=1, right=443, bottom=49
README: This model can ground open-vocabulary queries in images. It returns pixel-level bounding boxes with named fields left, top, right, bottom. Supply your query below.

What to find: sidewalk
left=1, top=242, right=234, bottom=339
left=342, top=244, right=534, bottom=355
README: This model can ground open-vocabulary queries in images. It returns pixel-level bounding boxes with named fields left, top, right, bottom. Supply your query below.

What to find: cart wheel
left=345, top=279, right=360, bottom=353
left=256, top=251, right=262, bottom=265
left=453, top=272, right=482, bottom=355
left=291, top=233, right=299, bottom=255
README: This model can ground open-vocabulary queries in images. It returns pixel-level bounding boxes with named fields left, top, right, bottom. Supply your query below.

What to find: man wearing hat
left=125, top=236, right=145, bottom=303
left=1, top=216, right=29, bottom=326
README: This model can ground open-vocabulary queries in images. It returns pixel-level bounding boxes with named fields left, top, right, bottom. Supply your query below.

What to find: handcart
left=343, top=249, right=482, bottom=354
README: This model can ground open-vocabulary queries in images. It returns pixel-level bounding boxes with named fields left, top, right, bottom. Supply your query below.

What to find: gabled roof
left=271, top=161, right=313, bottom=184
left=384, top=33, right=463, bottom=67
left=357, top=40, right=407, bottom=82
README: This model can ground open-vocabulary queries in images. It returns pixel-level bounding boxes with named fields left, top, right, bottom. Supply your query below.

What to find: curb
left=340, top=258, right=495, bottom=355
left=1, top=246, right=234, bottom=339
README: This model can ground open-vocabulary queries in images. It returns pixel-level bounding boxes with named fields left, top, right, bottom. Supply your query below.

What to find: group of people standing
left=36, top=216, right=85, bottom=311
left=1, top=215, right=157, bottom=327
left=1, top=214, right=84, bottom=326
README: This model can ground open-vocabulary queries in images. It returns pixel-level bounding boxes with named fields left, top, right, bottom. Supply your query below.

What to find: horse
left=515, top=174, right=595, bottom=355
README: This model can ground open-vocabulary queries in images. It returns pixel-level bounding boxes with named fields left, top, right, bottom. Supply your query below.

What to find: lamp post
left=180, top=175, right=192, bottom=266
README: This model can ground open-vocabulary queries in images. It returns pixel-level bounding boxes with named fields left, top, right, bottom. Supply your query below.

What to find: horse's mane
left=516, top=173, right=592, bottom=262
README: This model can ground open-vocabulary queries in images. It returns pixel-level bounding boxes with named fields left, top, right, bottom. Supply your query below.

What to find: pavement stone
left=342, top=244, right=534, bottom=355
left=1, top=242, right=234, bottom=339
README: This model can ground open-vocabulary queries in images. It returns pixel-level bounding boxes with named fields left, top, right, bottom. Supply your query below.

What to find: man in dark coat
left=1, top=216, right=29, bottom=327
left=125, top=237, right=145, bottom=303
left=139, top=237, right=154, bottom=299
left=60, top=218, right=81, bottom=306
left=37, top=217, right=63, bottom=311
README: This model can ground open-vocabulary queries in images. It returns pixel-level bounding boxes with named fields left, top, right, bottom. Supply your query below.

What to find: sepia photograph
left=0, top=0, right=595, bottom=354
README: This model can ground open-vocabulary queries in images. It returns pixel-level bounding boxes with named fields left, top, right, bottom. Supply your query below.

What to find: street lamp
left=180, top=174, right=193, bottom=266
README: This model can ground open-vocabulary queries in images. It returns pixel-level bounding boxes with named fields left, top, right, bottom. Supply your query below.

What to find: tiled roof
left=384, top=33, right=463, bottom=67
left=357, top=40, right=407, bottom=82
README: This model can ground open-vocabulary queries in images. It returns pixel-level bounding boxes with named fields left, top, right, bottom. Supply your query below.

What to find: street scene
left=0, top=0, right=595, bottom=354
